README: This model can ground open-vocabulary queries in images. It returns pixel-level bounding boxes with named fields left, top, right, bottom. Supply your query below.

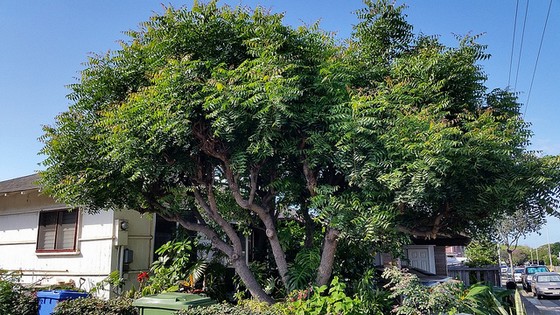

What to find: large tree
left=40, top=0, right=560, bottom=302
left=339, top=2, right=560, bottom=240
left=40, top=1, right=381, bottom=302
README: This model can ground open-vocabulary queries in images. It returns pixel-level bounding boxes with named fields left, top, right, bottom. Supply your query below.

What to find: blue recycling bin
left=37, top=290, right=89, bottom=315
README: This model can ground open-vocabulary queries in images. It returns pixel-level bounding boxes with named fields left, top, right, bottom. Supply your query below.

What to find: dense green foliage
left=0, top=271, right=37, bottom=315
left=52, top=297, right=137, bottom=315
left=465, top=239, right=499, bottom=267
left=40, top=0, right=560, bottom=301
left=285, top=277, right=361, bottom=315
left=142, top=238, right=205, bottom=295
left=175, top=302, right=281, bottom=315
left=382, top=267, right=518, bottom=315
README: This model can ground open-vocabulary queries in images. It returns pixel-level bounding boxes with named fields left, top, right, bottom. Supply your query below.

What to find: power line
left=507, top=0, right=520, bottom=88
left=524, top=0, right=553, bottom=115
left=514, top=0, right=530, bottom=91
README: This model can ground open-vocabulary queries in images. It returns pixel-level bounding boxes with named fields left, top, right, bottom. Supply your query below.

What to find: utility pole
left=497, top=242, right=501, bottom=265
left=547, top=226, right=553, bottom=269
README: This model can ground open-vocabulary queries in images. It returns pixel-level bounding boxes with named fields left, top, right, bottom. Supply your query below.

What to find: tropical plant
left=90, top=270, right=125, bottom=297
left=284, top=277, right=361, bottom=315
left=143, top=238, right=207, bottom=295
left=354, top=269, right=392, bottom=315
left=286, top=248, right=320, bottom=291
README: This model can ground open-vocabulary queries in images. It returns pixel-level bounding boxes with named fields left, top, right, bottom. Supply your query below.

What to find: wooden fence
left=447, top=266, right=501, bottom=287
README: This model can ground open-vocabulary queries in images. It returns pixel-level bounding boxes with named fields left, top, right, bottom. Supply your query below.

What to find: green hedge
left=0, top=277, right=37, bottom=315
left=52, top=297, right=137, bottom=315
left=175, top=302, right=283, bottom=315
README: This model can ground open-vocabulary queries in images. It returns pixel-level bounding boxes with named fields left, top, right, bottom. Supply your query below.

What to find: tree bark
left=315, top=227, right=340, bottom=286
left=175, top=216, right=274, bottom=303
left=232, top=255, right=275, bottom=304
left=302, top=206, right=316, bottom=248
left=191, top=188, right=276, bottom=302
left=259, top=213, right=289, bottom=287
left=507, top=249, right=515, bottom=280
left=223, top=163, right=290, bottom=288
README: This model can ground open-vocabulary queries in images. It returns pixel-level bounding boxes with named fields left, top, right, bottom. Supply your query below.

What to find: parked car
left=513, top=268, right=524, bottom=283
left=522, top=265, right=550, bottom=291
left=531, top=272, right=560, bottom=299
left=446, top=254, right=462, bottom=266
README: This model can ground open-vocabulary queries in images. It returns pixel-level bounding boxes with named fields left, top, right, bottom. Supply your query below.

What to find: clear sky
left=0, top=1, right=558, bottom=247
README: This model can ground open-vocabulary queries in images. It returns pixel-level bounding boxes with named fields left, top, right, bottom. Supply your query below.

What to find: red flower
left=137, top=271, right=149, bottom=283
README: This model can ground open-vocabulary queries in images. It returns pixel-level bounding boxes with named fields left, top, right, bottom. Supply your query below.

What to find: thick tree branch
left=172, top=215, right=234, bottom=257
left=301, top=204, right=316, bottom=248
left=192, top=122, right=288, bottom=290
left=248, top=166, right=259, bottom=205
left=193, top=187, right=244, bottom=257
left=316, top=227, right=340, bottom=286
left=140, top=191, right=235, bottom=257
left=396, top=202, right=451, bottom=239
left=302, top=160, right=317, bottom=197
left=221, top=161, right=289, bottom=287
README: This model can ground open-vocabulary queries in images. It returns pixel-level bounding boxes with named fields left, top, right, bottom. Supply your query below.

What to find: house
left=404, top=236, right=469, bottom=276
left=376, top=235, right=470, bottom=278
left=0, top=174, right=173, bottom=296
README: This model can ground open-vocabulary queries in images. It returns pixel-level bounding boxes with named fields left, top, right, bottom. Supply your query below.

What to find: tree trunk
left=508, top=248, right=515, bottom=280
left=260, top=214, right=289, bottom=287
left=315, top=227, right=340, bottom=286
left=222, top=163, right=290, bottom=289
left=302, top=206, right=316, bottom=249
left=232, top=255, right=275, bottom=304
left=175, top=215, right=274, bottom=303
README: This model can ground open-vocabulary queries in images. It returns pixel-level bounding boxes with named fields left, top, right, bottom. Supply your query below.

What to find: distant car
left=513, top=268, right=524, bottom=283
left=522, top=265, right=550, bottom=291
left=531, top=272, right=560, bottom=299
left=446, top=254, right=461, bottom=266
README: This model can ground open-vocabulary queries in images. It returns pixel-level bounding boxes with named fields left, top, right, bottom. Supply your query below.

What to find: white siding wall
left=0, top=189, right=155, bottom=296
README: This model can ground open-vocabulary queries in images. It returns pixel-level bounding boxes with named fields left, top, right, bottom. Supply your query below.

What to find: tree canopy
left=40, top=0, right=560, bottom=302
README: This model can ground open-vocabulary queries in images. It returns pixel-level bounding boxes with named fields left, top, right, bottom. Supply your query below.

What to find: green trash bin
left=132, top=292, right=215, bottom=315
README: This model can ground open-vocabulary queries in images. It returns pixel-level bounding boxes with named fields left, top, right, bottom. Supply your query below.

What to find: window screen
left=37, top=209, right=78, bottom=252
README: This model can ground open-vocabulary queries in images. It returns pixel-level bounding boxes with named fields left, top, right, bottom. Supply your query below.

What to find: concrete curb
left=519, top=291, right=541, bottom=315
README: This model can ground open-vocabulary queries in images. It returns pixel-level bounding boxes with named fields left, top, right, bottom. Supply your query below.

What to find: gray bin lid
left=132, top=292, right=215, bottom=310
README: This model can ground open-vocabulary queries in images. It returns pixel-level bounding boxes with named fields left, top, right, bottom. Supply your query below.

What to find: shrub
left=282, top=277, right=361, bottom=315
left=12, top=290, right=38, bottom=315
left=52, top=297, right=137, bottom=315
left=175, top=302, right=281, bottom=315
left=382, top=266, right=518, bottom=315
left=354, top=269, right=392, bottom=315
left=0, top=270, right=37, bottom=315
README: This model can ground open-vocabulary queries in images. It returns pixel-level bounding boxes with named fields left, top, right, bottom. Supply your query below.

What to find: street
left=519, top=289, right=560, bottom=315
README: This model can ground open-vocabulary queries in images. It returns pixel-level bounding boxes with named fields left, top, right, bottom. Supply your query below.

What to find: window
left=36, top=209, right=79, bottom=252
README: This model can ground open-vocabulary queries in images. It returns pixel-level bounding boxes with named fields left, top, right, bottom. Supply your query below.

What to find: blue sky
left=0, top=1, right=558, bottom=247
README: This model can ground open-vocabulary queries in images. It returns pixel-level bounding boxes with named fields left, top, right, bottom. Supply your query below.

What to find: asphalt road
left=519, top=288, right=560, bottom=315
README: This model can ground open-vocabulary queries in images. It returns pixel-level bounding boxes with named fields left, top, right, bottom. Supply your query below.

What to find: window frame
left=36, top=208, right=79, bottom=253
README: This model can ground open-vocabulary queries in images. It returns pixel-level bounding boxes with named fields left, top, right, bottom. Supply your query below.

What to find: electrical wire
left=514, top=0, right=530, bottom=91
left=524, top=0, right=553, bottom=115
left=507, top=0, right=519, bottom=88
